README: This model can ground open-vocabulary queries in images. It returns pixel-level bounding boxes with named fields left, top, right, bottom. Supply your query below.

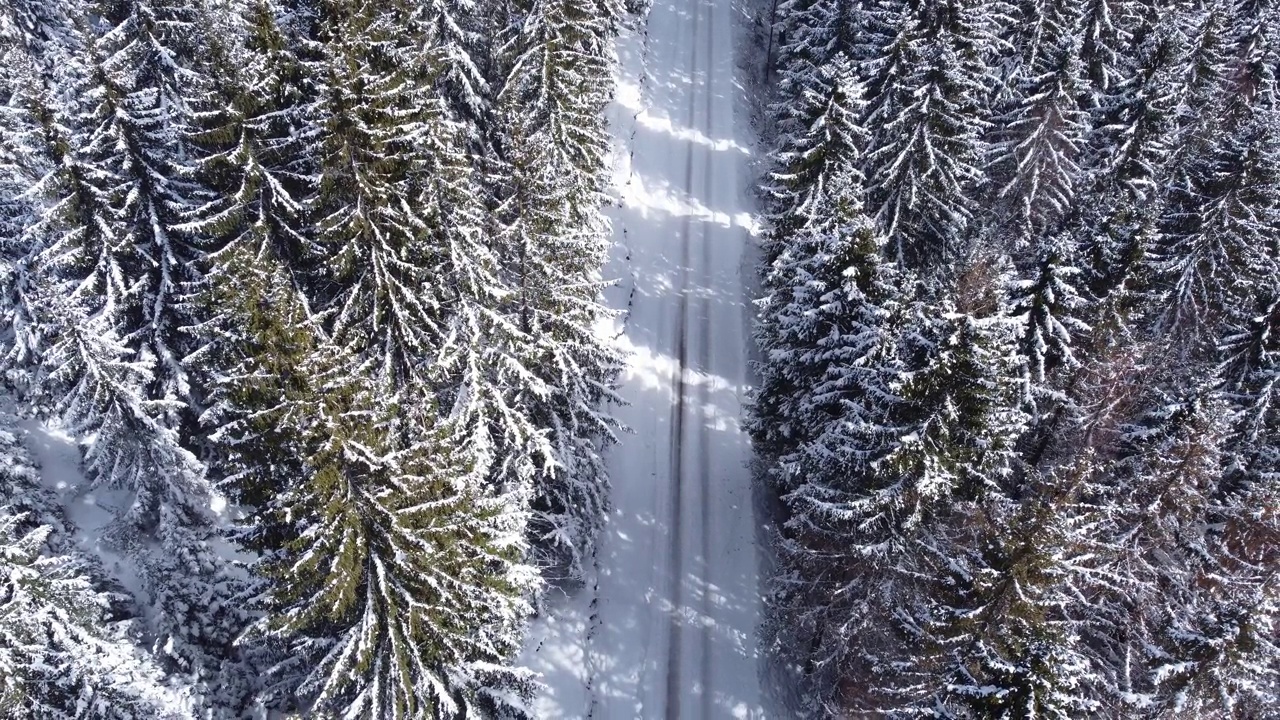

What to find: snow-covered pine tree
left=259, top=414, right=536, bottom=718
left=862, top=0, right=1002, bottom=269
left=301, top=0, right=452, bottom=396
left=985, top=0, right=1090, bottom=244
left=754, top=53, right=873, bottom=462
left=1076, top=0, right=1142, bottom=100
left=200, top=224, right=538, bottom=716
left=759, top=222, right=907, bottom=707
left=1005, top=232, right=1092, bottom=425
left=901, top=465, right=1101, bottom=719
left=1086, top=5, right=1183, bottom=203
left=1166, top=0, right=1233, bottom=173
left=1154, top=107, right=1280, bottom=356
left=784, top=263, right=1029, bottom=714
left=80, top=0, right=219, bottom=420
left=491, top=0, right=621, bottom=578
left=224, top=291, right=535, bottom=716
left=0, top=1, right=250, bottom=707
left=409, top=0, right=492, bottom=140
left=0, top=514, right=181, bottom=719
left=1153, top=572, right=1280, bottom=717
left=1149, top=293, right=1280, bottom=715
left=1081, top=388, right=1232, bottom=712
left=1219, top=292, right=1280, bottom=497
left=770, top=0, right=874, bottom=112
left=184, top=0, right=318, bottom=461
left=184, top=0, right=315, bottom=273
left=1222, top=0, right=1280, bottom=120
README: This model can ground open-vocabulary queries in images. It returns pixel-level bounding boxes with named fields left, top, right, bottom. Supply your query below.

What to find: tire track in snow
left=664, top=0, right=702, bottom=713
left=697, top=0, right=717, bottom=717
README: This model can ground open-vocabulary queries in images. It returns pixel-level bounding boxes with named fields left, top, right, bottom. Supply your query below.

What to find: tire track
left=663, top=0, right=702, bottom=713
left=697, top=0, right=717, bottom=717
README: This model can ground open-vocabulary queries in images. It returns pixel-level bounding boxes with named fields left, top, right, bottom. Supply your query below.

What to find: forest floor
left=518, top=0, right=772, bottom=716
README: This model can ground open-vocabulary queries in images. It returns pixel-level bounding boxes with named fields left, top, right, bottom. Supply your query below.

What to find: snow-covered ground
left=520, top=0, right=767, bottom=716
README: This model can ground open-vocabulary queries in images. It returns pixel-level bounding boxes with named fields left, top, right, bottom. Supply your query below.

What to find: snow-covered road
left=520, top=0, right=764, bottom=716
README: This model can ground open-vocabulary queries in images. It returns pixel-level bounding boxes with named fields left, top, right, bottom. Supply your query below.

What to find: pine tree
left=80, top=0, right=217, bottom=418
left=1084, top=389, right=1232, bottom=711
left=491, top=0, right=621, bottom=577
left=1154, top=108, right=1280, bottom=354
left=184, top=0, right=316, bottom=280
left=237, top=322, right=535, bottom=717
left=986, top=0, right=1090, bottom=242
left=1, top=1, right=250, bottom=705
left=198, top=190, right=538, bottom=716
left=904, top=468, right=1101, bottom=719
left=1087, top=6, right=1183, bottom=201
left=409, top=0, right=492, bottom=137
left=1167, top=0, right=1233, bottom=169
left=759, top=225, right=906, bottom=709
left=303, top=0, right=447, bottom=394
left=1219, top=292, right=1280, bottom=496
left=1006, top=232, right=1092, bottom=421
left=1223, top=0, right=1280, bottom=120
left=863, top=0, right=1001, bottom=268
left=754, top=53, right=876, bottom=461
left=1077, top=0, right=1140, bottom=98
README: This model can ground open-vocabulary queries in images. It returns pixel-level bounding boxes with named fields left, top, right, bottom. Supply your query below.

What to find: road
left=520, top=0, right=764, bottom=716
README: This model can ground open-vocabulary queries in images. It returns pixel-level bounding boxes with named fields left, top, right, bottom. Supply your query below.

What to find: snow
left=520, top=0, right=766, bottom=716
left=22, top=420, right=152, bottom=609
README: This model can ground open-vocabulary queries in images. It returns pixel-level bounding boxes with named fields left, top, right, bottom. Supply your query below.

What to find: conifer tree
left=903, top=469, right=1101, bottom=719
left=410, top=0, right=492, bottom=137
left=1084, top=389, right=1233, bottom=710
left=754, top=53, right=875, bottom=461
left=1006, top=233, right=1091, bottom=420
left=303, top=0, right=447, bottom=394
left=986, top=0, right=1090, bottom=242
left=1155, top=108, right=1280, bottom=354
left=1087, top=7, right=1183, bottom=201
left=198, top=220, right=537, bottom=716
left=863, top=0, right=1001, bottom=268
left=491, top=0, right=621, bottom=577
left=256, top=389, right=536, bottom=718
left=0, top=404, right=181, bottom=718
left=80, top=0, right=217, bottom=418
left=1, top=2, right=249, bottom=706
left=1077, top=0, right=1139, bottom=98
left=1223, top=0, right=1280, bottom=120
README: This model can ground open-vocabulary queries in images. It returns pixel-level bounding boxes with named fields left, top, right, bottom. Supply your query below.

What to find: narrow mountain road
left=520, top=0, right=764, bottom=716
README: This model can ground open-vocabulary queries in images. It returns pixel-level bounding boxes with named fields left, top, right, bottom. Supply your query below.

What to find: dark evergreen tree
left=0, top=400, right=179, bottom=717
left=1154, top=108, right=1280, bottom=354
left=986, top=0, right=1090, bottom=243
left=904, top=469, right=1101, bottom=719
left=863, top=0, right=1001, bottom=268
left=1006, top=233, right=1091, bottom=422
left=491, top=0, right=621, bottom=578
left=755, top=52, right=874, bottom=461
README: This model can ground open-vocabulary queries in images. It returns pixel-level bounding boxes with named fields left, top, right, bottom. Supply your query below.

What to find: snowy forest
left=5, top=0, right=1280, bottom=715
left=0, top=0, right=631, bottom=715
left=754, top=0, right=1280, bottom=717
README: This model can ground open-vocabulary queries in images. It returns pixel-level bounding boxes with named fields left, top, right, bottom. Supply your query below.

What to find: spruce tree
left=863, top=0, right=1001, bottom=268
left=0, top=404, right=180, bottom=718
left=986, top=0, right=1090, bottom=243
left=1155, top=108, right=1280, bottom=354
left=1006, top=232, right=1092, bottom=422
left=905, top=469, right=1101, bottom=719
left=1, top=0, right=250, bottom=706
left=755, top=52, right=873, bottom=461
left=491, top=0, right=621, bottom=578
